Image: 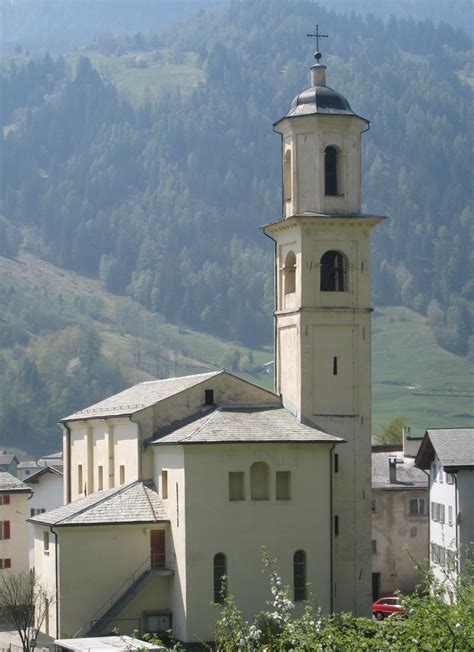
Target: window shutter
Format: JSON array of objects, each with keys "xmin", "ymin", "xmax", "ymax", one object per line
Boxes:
[
  {"xmin": 3, "ymin": 495, "xmax": 10, "ymax": 505},
  {"xmin": 4, "ymin": 558, "xmax": 11, "ymax": 568},
  {"xmin": 4, "ymin": 521, "xmax": 10, "ymax": 539}
]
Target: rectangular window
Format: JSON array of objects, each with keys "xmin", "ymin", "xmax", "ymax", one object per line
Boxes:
[
  {"xmin": 439, "ymin": 546, "xmax": 446, "ymax": 565},
  {"xmin": 334, "ymin": 515, "xmax": 339, "ymax": 537},
  {"xmin": 0, "ymin": 559, "xmax": 11, "ymax": 569},
  {"xmin": 98, "ymin": 465, "xmax": 104, "ymax": 491},
  {"xmin": 334, "ymin": 454, "xmax": 339, "ymax": 474},
  {"xmin": 447, "ymin": 550, "xmax": 457, "ymax": 572},
  {"xmin": 204, "ymin": 389, "xmax": 214, "ymax": 405},
  {"xmin": 409, "ymin": 498, "xmax": 426, "ymax": 516},
  {"xmin": 276, "ymin": 471, "xmax": 291, "ymax": 500},
  {"xmin": 162, "ymin": 470, "xmax": 168, "ymax": 500},
  {"xmin": 440, "ymin": 504, "xmax": 445, "ymax": 524},
  {"xmin": 43, "ymin": 530, "xmax": 49, "ymax": 553},
  {"xmin": 372, "ymin": 539, "xmax": 377, "ymax": 554},
  {"xmin": 371, "ymin": 499, "xmax": 376, "ymax": 513},
  {"xmin": 333, "ymin": 356, "xmax": 338, "ymax": 375},
  {"xmin": 0, "ymin": 495, "xmax": 10, "ymax": 505},
  {"xmin": 229, "ymin": 472, "xmax": 245, "ymax": 501},
  {"xmin": 119, "ymin": 465, "xmax": 125, "ymax": 485},
  {"xmin": 78, "ymin": 464, "xmax": 83, "ymax": 495},
  {"xmin": 0, "ymin": 521, "xmax": 10, "ymax": 540},
  {"xmin": 30, "ymin": 508, "xmax": 46, "ymax": 517}
]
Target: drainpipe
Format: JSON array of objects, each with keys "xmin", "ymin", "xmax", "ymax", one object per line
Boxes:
[
  {"xmin": 50, "ymin": 526, "xmax": 59, "ymax": 639},
  {"xmin": 63, "ymin": 424, "xmax": 72, "ymax": 504},
  {"xmin": 263, "ymin": 229, "xmax": 278, "ymax": 395},
  {"xmin": 453, "ymin": 472, "xmax": 459, "ymax": 575},
  {"xmin": 330, "ymin": 443, "xmax": 336, "ymax": 613},
  {"xmin": 420, "ymin": 469, "xmax": 430, "ymax": 564}
]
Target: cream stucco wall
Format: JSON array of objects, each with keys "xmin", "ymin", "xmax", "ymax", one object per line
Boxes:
[
  {"xmin": 0, "ymin": 491, "xmax": 30, "ymax": 574},
  {"xmin": 33, "ymin": 525, "xmax": 57, "ymax": 638},
  {"xmin": 153, "ymin": 447, "xmax": 187, "ymax": 641},
  {"xmin": 372, "ymin": 488, "xmax": 428, "ymax": 596},
  {"xmin": 27, "ymin": 472, "xmax": 63, "ymax": 568},
  {"xmin": 63, "ymin": 374, "xmax": 279, "ymax": 504},
  {"xmin": 277, "ymin": 114, "xmax": 365, "ymax": 218},
  {"xmin": 155, "ymin": 442, "xmax": 333, "ymax": 644},
  {"xmin": 56, "ymin": 524, "xmax": 169, "ymax": 638}
]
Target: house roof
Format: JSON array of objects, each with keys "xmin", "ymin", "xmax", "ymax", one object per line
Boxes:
[
  {"xmin": 150, "ymin": 405, "xmax": 344, "ymax": 446},
  {"xmin": 18, "ymin": 461, "xmax": 41, "ymax": 469},
  {"xmin": 415, "ymin": 428, "xmax": 474, "ymax": 471},
  {"xmin": 0, "ymin": 451, "xmax": 18, "ymax": 465},
  {"xmin": 0, "ymin": 472, "xmax": 31, "ymax": 493},
  {"xmin": 24, "ymin": 466, "xmax": 63, "ymax": 483},
  {"xmin": 29, "ymin": 480, "xmax": 167, "ymax": 527},
  {"xmin": 372, "ymin": 452, "xmax": 428, "ymax": 490},
  {"xmin": 62, "ymin": 371, "xmax": 224, "ymax": 421}
]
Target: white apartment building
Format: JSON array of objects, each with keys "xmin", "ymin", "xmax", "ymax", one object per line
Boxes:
[
  {"xmin": 0, "ymin": 471, "xmax": 31, "ymax": 573},
  {"xmin": 415, "ymin": 428, "xmax": 474, "ymax": 599}
]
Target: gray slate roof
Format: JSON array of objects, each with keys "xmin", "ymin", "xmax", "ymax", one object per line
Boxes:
[
  {"xmin": 63, "ymin": 371, "xmax": 223, "ymax": 421},
  {"xmin": 29, "ymin": 481, "xmax": 167, "ymax": 527},
  {"xmin": 151, "ymin": 405, "xmax": 343, "ymax": 445},
  {"xmin": 0, "ymin": 472, "xmax": 31, "ymax": 493},
  {"xmin": 372, "ymin": 452, "xmax": 427, "ymax": 490},
  {"xmin": 415, "ymin": 428, "xmax": 474, "ymax": 470},
  {"xmin": 0, "ymin": 451, "xmax": 17, "ymax": 465},
  {"xmin": 24, "ymin": 466, "xmax": 63, "ymax": 483}
]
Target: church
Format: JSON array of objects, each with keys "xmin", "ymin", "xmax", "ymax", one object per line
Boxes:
[{"xmin": 31, "ymin": 49, "xmax": 385, "ymax": 645}]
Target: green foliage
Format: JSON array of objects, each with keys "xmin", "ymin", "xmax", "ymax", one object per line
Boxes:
[
  {"xmin": 212, "ymin": 549, "xmax": 474, "ymax": 652},
  {"xmin": 374, "ymin": 414, "xmax": 407, "ymax": 444}
]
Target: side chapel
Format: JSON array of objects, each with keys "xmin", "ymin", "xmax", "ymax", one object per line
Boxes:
[{"xmin": 31, "ymin": 47, "xmax": 385, "ymax": 645}]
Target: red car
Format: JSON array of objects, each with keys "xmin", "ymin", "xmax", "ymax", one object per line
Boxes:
[{"xmin": 371, "ymin": 596, "xmax": 404, "ymax": 620}]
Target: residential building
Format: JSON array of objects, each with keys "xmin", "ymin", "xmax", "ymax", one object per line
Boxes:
[
  {"xmin": 24, "ymin": 466, "xmax": 63, "ymax": 568},
  {"xmin": 415, "ymin": 428, "xmax": 474, "ymax": 597},
  {"xmin": 17, "ymin": 460, "xmax": 42, "ymax": 480},
  {"xmin": 0, "ymin": 450, "xmax": 18, "ymax": 476},
  {"xmin": 31, "ymin": 51, "xmax": 384, "ymax": 643},
  {"xmin": 0, "ymin": 472, "xmax": 31, "ymax": 573},
  {"xmin": 372, "ymin": 440, "xmax": 428, "ymax": 598}
]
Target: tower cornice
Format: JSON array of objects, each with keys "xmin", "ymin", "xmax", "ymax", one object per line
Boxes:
[{"xmin": 261, "ymin": 212, "xmax": 387, "ymax": 233}]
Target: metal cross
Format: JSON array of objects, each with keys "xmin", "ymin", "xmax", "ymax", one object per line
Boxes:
[{"xmin": 306, "ymin": 24, "xmax": 328, "ymax": 53}]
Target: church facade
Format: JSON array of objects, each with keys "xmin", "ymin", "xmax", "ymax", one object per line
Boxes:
[{"xmin": 31, "ymin": 55, "xmax": 383, "ymax": 644}]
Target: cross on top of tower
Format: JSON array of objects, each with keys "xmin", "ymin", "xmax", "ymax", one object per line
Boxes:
[{"xmin": 306, "ymin": 24, "xmax": 328, "ymax": 62}]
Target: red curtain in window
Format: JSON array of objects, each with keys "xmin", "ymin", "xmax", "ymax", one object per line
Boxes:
[
  {"xmin": 3, "ymin": 521, "xmax": 10, "ymax": 539},
  {"xmin": 2, "ymin": 495, "xmax": 10, "ymax": 505}
]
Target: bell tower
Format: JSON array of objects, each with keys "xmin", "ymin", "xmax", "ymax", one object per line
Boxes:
[{"xmin": 263, "ymin": 50, "xmax": 386, "ymax": 615}]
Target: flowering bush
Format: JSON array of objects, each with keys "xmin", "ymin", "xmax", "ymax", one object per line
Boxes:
[{"xmin": 212, "ymin": 548, "xmax": 473, "ymax": 652}]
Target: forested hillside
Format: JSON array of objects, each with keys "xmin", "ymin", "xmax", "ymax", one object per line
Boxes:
[
  {"xmin": 2, "ymin": 0, "xmax": 472, "ymax": 350},
  {"xmin": 0, "ymin": 1, "xmax": 473, "ymax": 453}
]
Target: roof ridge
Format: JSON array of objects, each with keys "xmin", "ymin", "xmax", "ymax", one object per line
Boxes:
[
  {"xmin": 142, "ymin": 483, "xmax": 160, "ymax": 522},
  {"xmin": 180, "ymin": 409, "xmax": 221, "ymax": 442},
  {"xmin": 141, "ymin": 370, "xmax": 222, "ymax": 385},
  {"xmin": 55, "ymin": 480, "xmax": 141, "ymax": 525}
]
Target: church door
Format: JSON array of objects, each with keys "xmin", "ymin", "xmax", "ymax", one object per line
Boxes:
[{"xmin": 150, "ymin": 530, "xmax": 165, "ymax": 569}]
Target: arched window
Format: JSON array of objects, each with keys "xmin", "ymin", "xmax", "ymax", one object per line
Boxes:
[
  {"xmin": 320, "ymin": 250, "xmax": 347, "ymax": 292},
  {"xmin": 250, "ymin": 462, "xmax": 270, "ymax": 500},
  {"xmin": 325, "ymin": 146, "xmax": 338, "ymax": 196},
  {"xmin": 213, "ymin": 553, "xmax": 227, "ymax": 603},
  {"xmin": 293, "ymin": 550, "xmax": 307, "ymax": 601},
  {"xmin": 284, "ymin": 251, "xmax": 296, "ymax": 295},
  {"xmin": 284, "ymin": 149, "xmax": 292, "ymax": 201}
]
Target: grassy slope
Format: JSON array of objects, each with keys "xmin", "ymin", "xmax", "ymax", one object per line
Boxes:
[
  {"xmin": 2, "ymin": 253, "xmax": 472, "ymax": 453},
  {"xmin": 372, "ymin": 307, "xmax": 473, "ymax": 438},
  {"xmin": 67, "ymin": 50, "xmax": 204, "ymax": 102}
]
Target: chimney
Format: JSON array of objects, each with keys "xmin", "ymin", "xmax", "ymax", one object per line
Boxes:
[
  {"xmin": 403, "ymin": 426, "xmax": 422, "ymax": 458},
  {"xmin": 311, "ymin": 64, "xmax": 326, "ymax": 87},
  {"xmin": 389, "ymin": 457, "xmax": 397, "ymax": 483}
]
